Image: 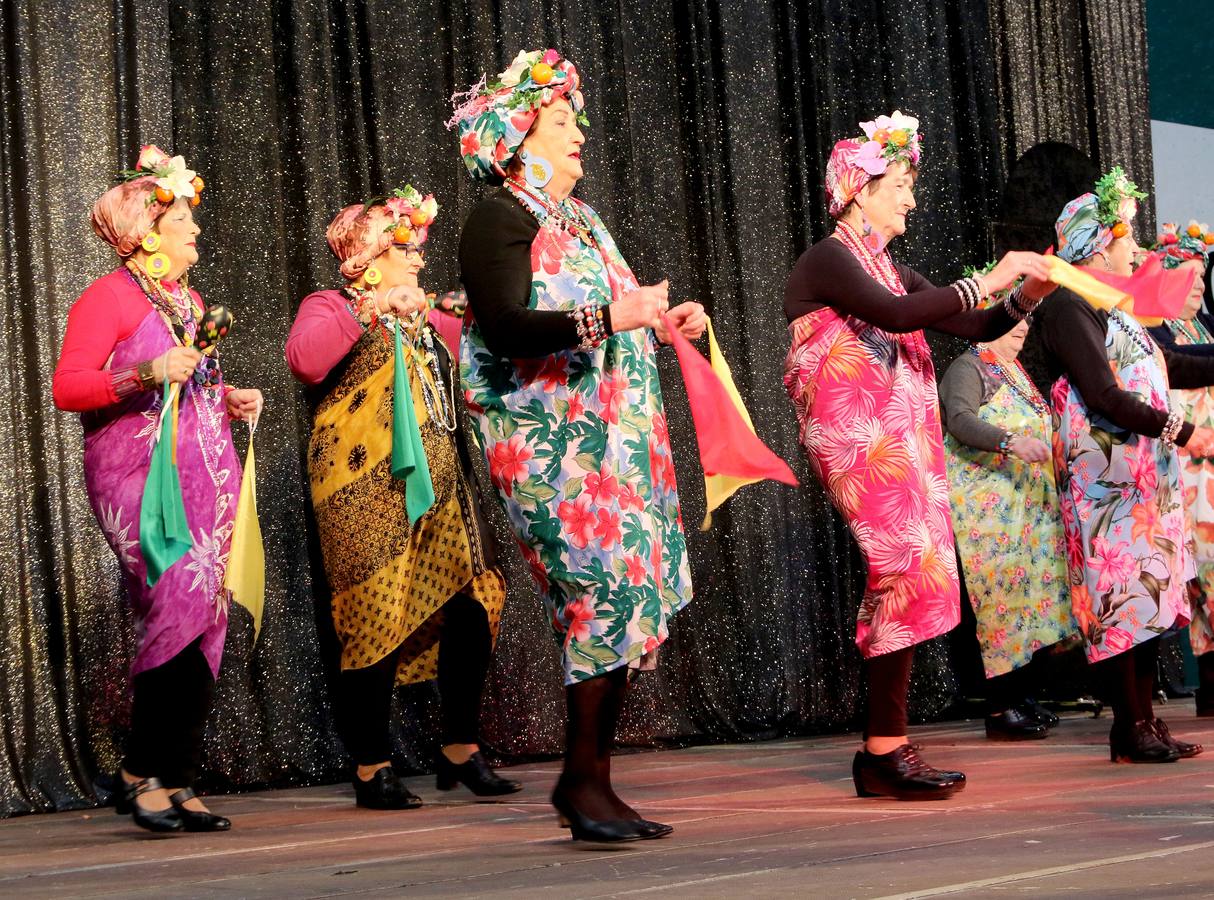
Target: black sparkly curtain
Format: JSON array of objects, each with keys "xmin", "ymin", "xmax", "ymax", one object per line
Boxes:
[{"xmin": 0, "ymin": 0, "xmax": 1151, "ymax": 815}]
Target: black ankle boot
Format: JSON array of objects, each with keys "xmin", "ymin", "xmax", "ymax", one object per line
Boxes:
[
  {"xmin": 1150, "ymin": 718, "xmax": 1203, "ymax": 758},
  {"xmin": 118, "ymin": 776, "xmax": 183, "ymax": 833},
  {"xmin": 852, "ymin": 744, "xmax": 966, "ymax": 801},
  {"xmin": 168, "ymin": 787, "xmax": 231, "ymax": 832},
  {"xmin": 985, "ymin": 707, "xmax": 1050, "ymax": 741},
  {"xmin": 353, "ymin": 766, "xmax": 423, "ymax": 809},
  {"xmin": 1109, "ymin": 720, "xmax": 1181, "ymax": 763},
  {"xmin": 435, "ymin": 751, "xmax": 522, "ymax": 796}
]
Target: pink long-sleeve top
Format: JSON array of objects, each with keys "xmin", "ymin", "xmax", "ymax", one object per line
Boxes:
[{"xmin": 285, "ymin": 290, "xmax": 463, "ymax": 385}]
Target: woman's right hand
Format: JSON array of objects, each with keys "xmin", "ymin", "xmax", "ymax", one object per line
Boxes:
[
  {"xmin": 153, "ymin": 346, "xmax": 203, "ymax": 385},
  {"xmin": 610, "ymin": 280, "xmax": 668, "ymax": 333},
  {"xmin": 1184, "ymin": 425, "xmax": 1214, "ymax": 457},
  {"xmin": 379, "ymin": 285, "xmax": 428, "ymax": 318},
  {"xmin": 1008, "ymin": 435, "xmax": 1051, "ymax": 463},
  {"xmin": 977, "ymin": 251, "xmax": 1054, "ymax": 296}
]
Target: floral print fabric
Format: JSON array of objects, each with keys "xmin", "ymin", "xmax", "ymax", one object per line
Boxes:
[
  {"xmin": 944, "ymin": 351, "xmax": 1075, "ymax": 677},
  {"xmin": 460, "ymin": 193, "xmax": 692, "ymax": 684},
  {"xmin": 782, "ymin": 235, "xmax": 960, "ymax": 659},
  {"xmin": 1052, "ymin": 310, "xmax": 1192, "ymax": 661}
]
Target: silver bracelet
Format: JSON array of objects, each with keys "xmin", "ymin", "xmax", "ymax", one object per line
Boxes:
[
  {"xmin": 1161, "ymin": 409, "xmax": 1184, "ymax": 446},
  {"xmin": 952, "ymin": 277, "xmax": 981, "ymax": 312}
]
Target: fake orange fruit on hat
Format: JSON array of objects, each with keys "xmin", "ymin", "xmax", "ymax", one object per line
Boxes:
[
  {"xmin": 154, "ymin": 186, "xmax": 175, "ymax": 203},
  {"xmin": 394, "ymin": 224, "xmax": 413, "ymax": 243},
  {"xmin": 409, "ymin": 209, "xmax": 428, "ymax": 226},
  {"xmin": 1112, "ymin": 221, "xmax": 1129, "ymax": 238},
  {"xmin": 890, "ymin": 130, "xmax": 909, "ymax": 147},
  {"xmin": 1188, "ymin": 223, "xmax": 1203, "ymax": 238},
  {"xmin": 872, "ymin": 129, "xmax": 890, "ymax": 143},
  {"xmin": 1205, "ymin": 232, "xmax": 1214, "ymax": 244},
  {"xmin": 531, "ymin": 62, "xmax": 554, "ymax": 84},
  {"xmin": 191, "ymin": 176, "xmax": 205, "ymax": 193},
  {"xmin": 190, "ymin": 194, "xmax": 201, "ymax": 207}
]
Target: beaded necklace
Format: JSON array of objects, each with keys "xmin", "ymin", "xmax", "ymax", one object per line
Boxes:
[
  {"xmin": 973, "ymin": 346, "xmax": 1049, "ymax": 417},
  {"xmin": 505, "ymin": 179, "xmax": 598, "ymax": 248},
  {"xmin": 1110, "ymin": 308, "xmax": 1157, "ymax": 358},
  {"xmin": 1169, "ymin": 316, "xmax": 1214, "ymax": 347},
  {"xmin": 125, "ymin": 259, "xmax": 199, "ymax": 345}
]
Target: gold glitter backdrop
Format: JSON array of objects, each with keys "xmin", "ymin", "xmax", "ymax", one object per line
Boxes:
[{"xmin": 0, "ymin": 0, "xmax": 1154, "ymax": 814}]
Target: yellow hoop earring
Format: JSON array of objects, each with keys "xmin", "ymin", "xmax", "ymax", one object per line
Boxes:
[
  {"xmin": 141, "ymin": 232, "xmax": 162, "ymax": 253},
  {"xmin": 146, "ymin": 252, "xmax": 172, "ymax": 280},
  {"xmin": 364, "ymin": 266, "xmax": 382, "ymax": 286}
]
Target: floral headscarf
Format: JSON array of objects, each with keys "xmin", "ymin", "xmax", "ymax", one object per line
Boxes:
[
  {"xmin": 90, "ymin": 145, "xmax": 203, "ymax": 256},
  {"xmin": 1054, "ymin": 167, "xmax": 1145, "ymax": 264},
  {"xmin": 825, "ymin": 110, "xmax": 922, "ymax": 217},
  {"xmin": 325, "ymin": 185, "xmax": 438, "ymax": 281},
  {"xmin": 1154, "ymin": 220, "xmax": 1214, "ymax": 270},
  {"xmin": 448, "ymin": 49, "xmax": 586, "ymax": 181}
]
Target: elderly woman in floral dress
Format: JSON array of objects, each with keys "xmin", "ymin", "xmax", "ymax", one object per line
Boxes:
[
  {"xmin": 53, "ymin": 146, "xmax": 261, "ymax": 833},
  {"xmin": 1037, "ymin": 172, "xmax": 1214, "ymax": 763},
  {"xmin": 783, "ymin": 111, "xmax": 1056, "ymax": 800},
  {"xmin": 451, "ymin": 49, "xmax": 705, "ymax": 842}
]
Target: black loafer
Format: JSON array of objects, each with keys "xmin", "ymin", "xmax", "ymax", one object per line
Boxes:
[
  {"xmin": 169, "ymin": 787, "xmax": 231, "ymax": 832},
  {"xmin": 986, "ymin": 707, "xmax": 1050, "ymax": 741},
  {"xmin": 435, "ymin": 751, "xmax": 522, "ymax": 797},
  {"xmin": 1019, "ymin": 697, "xmax": 1060, "ymax": 728},
  {"xmin": 852, "ymin": 745, "xmax": 966, "ymax": 801},
  {"xmin": 353, "ymin": 766, "xmax": 423, "ymax": 810}
]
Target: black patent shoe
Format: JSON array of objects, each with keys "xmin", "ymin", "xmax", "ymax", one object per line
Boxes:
[
  {"xmin": 1109, "ymin": 721, "xmax": 1181, "ymax": 763},
  {"xmin": 852, "ymin": 745, "xmax": 966, "ymax": 801},
  {"xmin": 631, "ymin": 818, "xmax": 674, "ymax": 839},
  {"xmin": 435, "ymin": 751, "xmax": 523, "ymax": 797},
  {"xmin": 550, "ymin": 784, "xmax": 642, "ymax": 844},
  {"xmin": 118, "ymin": 776, "xmax": 183, "ymax": 833},
  {"xmin": 986, "ymin": 707, "xmax": 1050, "ymax": 741},
  {"xmin": 1019, "ymin": 697, "xmax": 1060, "ymax": 728},
  {"xmin": 169, "ymin": 787, "xmax": 231, "ymax": 832},
  {"xmin": 1150, "ymin": 718, "xmax": 1203, "ymax": 758},
  {"xmin": 353, "ymin": 766, "xmax": 423, "ymax": 810}
]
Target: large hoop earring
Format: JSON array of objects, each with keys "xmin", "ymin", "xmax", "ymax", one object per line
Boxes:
[
  {"xmin": 520, "ymin": 149, "xmax": 554, "ymax": 189},
  {"xmin": 364, "ymin": 266, "xmax": 382, "ymax": 286},
  {"xmin": 141, "ymin": 232, "xmax": 162, "ymax": 253}
]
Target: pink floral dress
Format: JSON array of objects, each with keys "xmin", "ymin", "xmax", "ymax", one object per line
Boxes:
[
  {"xmin": 1052, "ymin": 309, "xmax": 1193, "ymax": 661},
  {"xmin": 783, "ymin": 232, "xmax": 960, "ymax": 658}
]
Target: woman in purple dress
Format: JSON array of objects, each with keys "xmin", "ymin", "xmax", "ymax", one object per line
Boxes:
[{"xmin": 53, "ymin": 146, "xmax": 262, "ymax": 833}]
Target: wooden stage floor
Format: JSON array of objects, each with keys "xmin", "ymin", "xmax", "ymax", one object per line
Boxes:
[{"xmin": 5, "ymin": 704, "xmax": 1214, "ymax": 898}]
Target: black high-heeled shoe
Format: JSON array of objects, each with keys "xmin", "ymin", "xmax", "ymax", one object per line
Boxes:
[
  {"xmin": 1109, "ymin": 720, "xmax": 1180, "ymax": 763},
  {"xmin": 550, "ymin": 784, "xmax": 642, "ymax": 843},
  {"xmin": 169, "ymin": 787, "xmax": 231, "ymax": 832},
  {"xmin": 117, "ymin": 776, "xmax": 183, "ymax": 833},
  {"xmin": 630, "ymin": 818, "xmax": 673, "ymax": 839},
  {"xmin": 353, "ymin": 766, "xmax": 423, "ymax": 810},
  {"xmin": 1150, "ymin": 718, "xmax": 1203, "ymax": 758},
  {"xmin": 852, "ymin": 744, "xmax": 966, "ymax": 801},
  {"xmin": 435, "ymin": 751, "xmax": 522, "ymax": 797}
]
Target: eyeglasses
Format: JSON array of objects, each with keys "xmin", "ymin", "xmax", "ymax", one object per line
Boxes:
[{"xmin": 392, "ymin": 242, "xmax": 424, "ymax": 258}]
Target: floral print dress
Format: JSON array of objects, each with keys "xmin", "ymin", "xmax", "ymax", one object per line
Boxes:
[
  {"xmin": 783, "ymin": 232, "xmax": 960, "ymax": 658},
  {"xmin": 460, "ymin": 190, "xmax": 692, "ymax": 685},
  {"xmin": 1164, "ymin": 317, "xmax": 1214, "ymax": 655},
  {"xmin": 944, "ymin": 349, "xmax": 1075, "ymax": 677},
  {"xmin": 1053, "ymin": 309, "xmax": 1192, "ymax": 661}
]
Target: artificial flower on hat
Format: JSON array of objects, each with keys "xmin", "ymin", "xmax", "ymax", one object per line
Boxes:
[
  {"xmin": 1154, "ymin": 219, "xmax": 1214, "ymax": 269},
  {"xmin": 824, "ymin": 110, "xmax": 922, "ymax": 217},
  {"xmin": 375, "ymin": 184, "xmax": 439, "ymax": 246},
  {"xmin": 120, "ymin": 144, "xmax": 200, "ymax": 205},
  {"xmin": 448, "ymin": 48, "xmax": 586, "ymax": 181}
]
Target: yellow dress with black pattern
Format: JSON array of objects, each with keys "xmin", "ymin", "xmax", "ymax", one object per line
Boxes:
[{"xmin": 308, "ymin": 319, "xmax": 505, "ymax": 685}]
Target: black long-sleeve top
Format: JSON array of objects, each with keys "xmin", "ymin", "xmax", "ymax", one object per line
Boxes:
[
  {"xmin": 459, "ymin": 188, "xmax": 611, "ymax": 359},
  {"xmin": 1147, "ymin": 322, "xmax": 1214, "ymax": 358},
  {"xmin": 783, "ymin": 235, "xmax": 1018, "ymax": 341},
  {"xmin": 1036, "ymin": 288, "xmax": 1214, "ymax": 446}
]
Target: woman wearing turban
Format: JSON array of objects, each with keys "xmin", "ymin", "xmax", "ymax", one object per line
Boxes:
[
  {"xmin": 1037, "ymin": 171, "xmax": 1214, "ymax": 762},
  {"xmin": 782, "ymin": 112, "xmax": 1055, "ymax": 800},
  {"xmin": 286, "ymin": 187, "xmax": 518, "ymax": 810},
  {"xmin": 451, "ymin": 49, "xmax": 704, "ymax": 843},
  {"xmin": 52, "ymin": 145, "xmax": 261, "ymax": 833}
]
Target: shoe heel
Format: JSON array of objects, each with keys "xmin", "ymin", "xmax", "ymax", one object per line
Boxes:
[
  {"xmin": 557, "ymin": 814, "xmax": 571, "ymax": 827},
  {"xmin": 852, "ymin": 753, "xmax": 879, "ymax": 798},
  {"xmin": 435, "ymin": 773, "xmax": 457, "ymax": 791}
]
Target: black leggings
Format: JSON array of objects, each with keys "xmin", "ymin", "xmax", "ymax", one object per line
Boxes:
[
  {"xmin": 123, "ymin": 636, "xmax": 214, "ymax": 788},
  {"xmin": 986, "ymin": 660, "xmax": 1036, "ymax": 714},
  {"xmin": 864, "ymin": 646, "xmax": 914, "ymax": 738},
  {"xmin": 1091, "ymin": 636, "xmax": 1160, "ymax": 725},
  {"xmin": 338, "ymin": 593, "xmax": 492, "ymax": 766}
]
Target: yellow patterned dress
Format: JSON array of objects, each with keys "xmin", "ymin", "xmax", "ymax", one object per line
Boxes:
[
  {"xmin": 307, "ymin": 297, "xmax": 506, "ymax": 685},
  {"xmin": 1163, "ymin": 317, "xmax": 1214, "ymax": 655}
]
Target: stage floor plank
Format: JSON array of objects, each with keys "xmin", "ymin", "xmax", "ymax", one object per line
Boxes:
[{"xmin": 5, "ymin": 705, "xmax": 1214, "ymax": 898}]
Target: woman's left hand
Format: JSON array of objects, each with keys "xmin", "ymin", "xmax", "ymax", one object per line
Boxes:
[
  {"xmin": 226, "ymin": 387, "xmax": 264, "ymax": 423},
  {"xmin": 654, "ymin": 301, "xmax": 707, "ymax": 344}
]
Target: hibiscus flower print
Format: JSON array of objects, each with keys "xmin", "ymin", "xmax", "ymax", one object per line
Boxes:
[
  {"xmin": 557, "ymin": 493, "xmax": 597, "ymax": 549},
  {"xmin": 488, "ymin": 434, "xmax": 534, "ymax": 496},
  {"xmin": 584, "ymin": 464, "xmax": 619, "ymax": 506}
]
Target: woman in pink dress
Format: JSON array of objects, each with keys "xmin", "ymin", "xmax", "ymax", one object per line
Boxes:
[{"xmin": 783, "ymin": 112, "xmax": 1054, "ymax": 800}]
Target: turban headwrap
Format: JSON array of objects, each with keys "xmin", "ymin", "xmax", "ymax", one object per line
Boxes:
[
  {"xmin": 91, "ymin": 145, "xmax": 201, "ymax": 257},
  {"xmin": 1055, "ymin": 167, "xmax": 1145, "ymax": 264},
  {"xmin": 825, "ymin": 110, "xmax": 922, "ymax": 218},
  {"xmin": 1154, "ymin": 220, "xmax": 1214, "ymax": 270},
  {"xmin": 448, "ymin": 49, "xmax": 585, "ymax": 182},
  {"xmin": 326, "ymin": 185, "xmax": 439, "ymax": 282}
]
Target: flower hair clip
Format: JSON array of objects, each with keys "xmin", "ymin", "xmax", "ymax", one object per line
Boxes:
[
  {"xmin": 854, "ymin": 110, "xmax": 922, "ymax": 176},
  {"xmin": 118, "ymin": 144, "xmax": 204, "ymax": 208}
]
